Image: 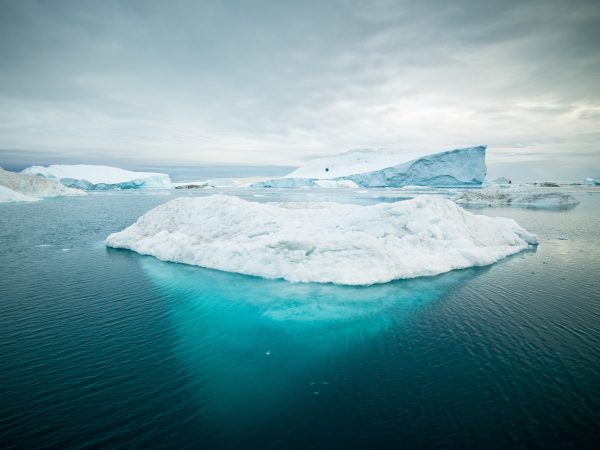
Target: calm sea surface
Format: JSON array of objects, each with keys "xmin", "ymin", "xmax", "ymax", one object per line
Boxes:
[{"xmin": 1, "ymin": 188, "xmax": 599, "ymax": 449}]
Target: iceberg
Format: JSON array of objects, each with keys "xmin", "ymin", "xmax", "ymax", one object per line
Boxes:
[
  {"xmin": 252, "ymin": 146, "xmax": 486, "ymax": 188},
  {"xmin": 455, "ymin": 189, "xmax": 580, "ymax": 209},
  {"xmin": 0, "ymin": 185, "xmax": 39, "ymax": 202},
  {"xmin": 106, "ymin": 194, "xmax": 536, "ymax": 285},
  {"xmin": 487, "ymin": 177, "xmax": 512, "ymax": 186},
  {"xmin": 0, "ymin": 167, "xmax": 84, "ymax": 202},
  {"xmin": 22, "ymin": 164, "xmax": 171, "ymax": 190}
]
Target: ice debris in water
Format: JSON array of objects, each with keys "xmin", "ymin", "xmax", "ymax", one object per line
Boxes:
[
  {"xmin": 455, "ymin": 189, "xmax": 580, "ymax": 209},
  {"xmin": 106, "ymin": 195, "xmax": 537, "ymax": 286}
]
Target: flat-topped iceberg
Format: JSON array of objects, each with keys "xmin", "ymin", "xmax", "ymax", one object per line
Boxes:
[
  {"xmin": 106, "ymin": 195, "xmax": 536, "ymax": 285},
  {"xmin": 456, "ymin": 189, "xmax": 580, "ymax": 210},
  {"xmin": 22, "ymin": 164, "xmax": 171, "ymax": 190},
  {"xmin": 0, "ymin": 166, "xmax": 84, "ymax": 202},
  {"xmin": 252, "ymin": 146, "xmax": 486, "ymax": 188}
]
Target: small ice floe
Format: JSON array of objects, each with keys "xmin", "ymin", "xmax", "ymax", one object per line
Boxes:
[
  {"xmin": 456, "ymin": 189, "xmax": 580, "ymax": 210},
  {"xmin": 265, "ymin": 350, "xmax": 271, "ymax": 356},
  {"xmin": 61, "ymin": 248, "xmax": 70, "ymax": 252}
]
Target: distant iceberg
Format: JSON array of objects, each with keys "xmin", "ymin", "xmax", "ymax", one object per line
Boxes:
[
  {"xmin": 252, "ymin": 146, "xmax": 486, "ymax": 188},
  {"xmin": 106, "ymin": 195, "xmax": 536, "ymax": 285},
  {"xmin": 0, "ymin": 185, "xmax": 39, "ymax": 202},
  {"xmin": 487, "ymin": 177, "xmax": 512, "ymax": 186},
  {"xmin": 22, "ymin": 164, "xmax": 171, "ymax": 190},
  {"xmin": 456, "ymin": 189, "xmax": 580, "ymax": 210},
  {"xmin": 0, "ymin": 167, "xmax": 84, "ymax": 202}
]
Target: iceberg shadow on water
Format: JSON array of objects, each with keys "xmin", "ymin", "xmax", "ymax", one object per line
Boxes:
[{"xmin": 105, "ymin": 247, "xmax": 505, "ymax": 431}]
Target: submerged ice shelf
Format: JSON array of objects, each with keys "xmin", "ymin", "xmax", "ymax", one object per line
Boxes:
[{"xmin": 106, "ymin": 195, "xmax": 537, "ymax": 285}]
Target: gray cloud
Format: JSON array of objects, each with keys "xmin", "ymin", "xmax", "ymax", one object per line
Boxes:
[{"xmin": 0, "ymin": 0, "xmax": 599, "ymax": 179}]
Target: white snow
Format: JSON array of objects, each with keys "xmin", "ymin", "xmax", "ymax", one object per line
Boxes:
[
  {"xmin": 106, "ymin": 195, "xmax": 537, "ymax": 285},
  {"xmin": 314, "ymin": 179, "xmax": 359, "ymax": 188},
  {"xmin": 0, "ymin": 167, "xmax": 84, "ymax": 202},
  {"xmin": 455, "ymin": 189, "xmax": 580, "ymax": 209},
  {"xmin": 287, "ymin": 148, "xmax": 430, "ymax": 180},
  {"xmin": 22, "ymin": 164, "xmax": 171, "ymax": 189}
]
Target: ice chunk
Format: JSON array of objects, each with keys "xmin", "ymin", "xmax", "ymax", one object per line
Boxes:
[
  {"xmin": 106, "ymin": 195, "xmax": 537, "ymax": 285},
  {"xmin": 22, "ymin": 164, "xmax": 171, "ymax": 190},
  {"xmin": 0, "ymin": 166, "xmax": 84, "ymax": 202},
  {"xmin": 252, "ymin": 146, "xmax": 486, "ymax": 188},
  {"xmin": 456, "ymin": 189, "xmax": 580, "ymax": 209},
  {"xmin": 487, "ymin": 177, "xmax": 512, "ymax": 187},
  {"xmin": 314, "ymin": 179, "xmax": 359, "ymax": 188}
]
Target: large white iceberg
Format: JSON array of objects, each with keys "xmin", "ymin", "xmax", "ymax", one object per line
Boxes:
[
  {"xmin": 456, "ymin": 189, "xmax": 580, "ymax": 209},
  {"xmin": 106, "ymin": 195, "xmax": 536, "ymax": 285},
  {"xmin": 0, "ymin": 167, "xmax": 84, "ymax": 202},
  {"xmin": 252, "ymin": 146, "xmax": 486, "ymax": 188},
  {"xmin": 22, "ymin": 164, "xmax": 171, "ymax": 190}
]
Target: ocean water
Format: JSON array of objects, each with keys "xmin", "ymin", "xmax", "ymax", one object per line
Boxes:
[{"xmin": 1, "ymin": 188, "xmax": 599, "ymax": 449}]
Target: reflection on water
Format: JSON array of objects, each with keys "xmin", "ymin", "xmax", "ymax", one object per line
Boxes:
[{"xmin": 135, "ymin": 255, "xmax": 489, "ymax": 427}]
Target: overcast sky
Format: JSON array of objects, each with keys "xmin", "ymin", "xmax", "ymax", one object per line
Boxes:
[{"xmin": 1, "ymin": 0, "xmax": 599, "ymax": 180}]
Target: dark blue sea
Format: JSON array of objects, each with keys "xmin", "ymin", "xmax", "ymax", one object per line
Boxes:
[{"xmin": 1, "ymin": 188, "xmax": 599, "ymax": 449}]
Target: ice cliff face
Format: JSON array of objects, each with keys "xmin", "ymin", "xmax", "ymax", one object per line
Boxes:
[
  {"xmin": 0, "ymin": 167, "xmax": 85, "ymax": 202},
  {"xmin": 22, "ymin": 165, "xmax": 171, "ymax": 190},
  {"xmin": 106, "ymin": 194, "xmax": 536, "ymax": 285},
  {"xmin": 253, "ymin": 146, "xmax": 487, "ymax": 188}
]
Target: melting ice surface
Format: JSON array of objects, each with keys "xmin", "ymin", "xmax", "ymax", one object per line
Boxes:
[
  {"xmin": 107, "ymin": 194, "xmax": 537, "ymax": 285},
  {"xmin": 138, "ymin": 255, "xmax": 489, "ymax": 427}
]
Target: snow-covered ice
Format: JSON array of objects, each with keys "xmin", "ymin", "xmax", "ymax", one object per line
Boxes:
[
  {"xmin": 22, "ymin": 164, "xmax": 171, "ymax": 190},
  {"xmin": 456, "ymin": 189, "xmax": 580, "ymax": 209},
  {"xmin": 0, "ymin": 167, "xmax": 84, "ymax": 202},
  {"xmin": 0, "ymin": 185, "xmax": 39, "ymax": 202},
  {"xmin": 252, "ymin": 146, "xmax": 486, "ymax": 188},
  {"xmin": 314, "ymin": 179, "xmax": 359, "ymax": 189},
  {"xmin": 106, "ymin": 194, "xmax": 537, "ymax": 285},
  {"xmin": 487, "ymin": 177, "xmax": 512, "ymax": 187}
]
